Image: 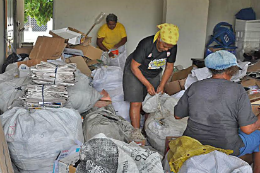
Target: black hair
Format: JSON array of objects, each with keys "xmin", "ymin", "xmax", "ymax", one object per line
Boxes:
[
  {"xmin": 106, "ymin": 13, "xmax": 118, "ymax": 23},
  {"xmin": 209, "ymin": 66, "xmax": 239, "ymax": 76}
]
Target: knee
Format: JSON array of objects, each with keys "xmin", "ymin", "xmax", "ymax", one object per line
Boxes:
[{"xmin": 131, "ymin": 102, "xmax": 142, "ymax": 109}]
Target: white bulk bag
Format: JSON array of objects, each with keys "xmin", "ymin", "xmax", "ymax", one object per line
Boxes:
[
  {"xmin": 83, "ymin": 107, "xmax": 133, "ymax": 142},
  {"xmin": 108, "ymin": 45, "xmax": 127, "ymax": 70},
  {"xmin": 92, "ymin": 66, "xmax": 130, "ymax": 121},
  {"xmin": 0, "ymin": 77, "xmax": 32, "ymax": 112},
  {"xmin": 0, "ymin": 63, "xmax": 19, "ymax": 82},
  {"xmin": 66, "ymin": 71, "xmax": 101, "ymax": 113},
  {"xmin": 145, "ymin": 113, "xmax": 188, "ymax": 154},
  {"xmin": 77, "ymin": 133, "xmax": 164, "ymax": 173},
  {"xmin": 179, "ymin": 151, "xmax": 252, "ymax": 173},
  {"xmin": 92, "ymin": 66, "xmax": 123, "ymax": 92},
  {"xmin": 1, "ymin": 107, "xmax": 84, "ymax": 173},
  {"xmin": 143, "ymin": 94, "xmax": 187, "ymax": 153},
  {"xmin": 142, "ymin": 93, "xmax": 179, "ymax": 118}
]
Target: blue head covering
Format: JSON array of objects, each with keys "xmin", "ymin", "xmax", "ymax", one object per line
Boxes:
[{"xmin": 205, "ymin": 50, "xmax": 239, "ymax": 70}]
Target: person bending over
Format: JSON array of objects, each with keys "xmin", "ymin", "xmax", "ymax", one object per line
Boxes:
[
  {"xmin": 123, "ymin": 23, "xmax": 179, "ymax": 130},
  {"xmin": 175, "ymin": 50, "xmax": 260, "ymax": 173}
]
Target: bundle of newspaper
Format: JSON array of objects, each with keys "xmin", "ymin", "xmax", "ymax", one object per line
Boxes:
[
  {"xmin": 22, "ymin": 85, "xmax": 68, "ymax": 109},
  {"xmin": 31, "ymin": 61, "xmax": 76, "ymax": 86}
]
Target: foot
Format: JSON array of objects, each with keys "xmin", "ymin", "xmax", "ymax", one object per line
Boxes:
[{"xmin": 130, "ymin": 128, "xmax": 146, "ymax": 146}]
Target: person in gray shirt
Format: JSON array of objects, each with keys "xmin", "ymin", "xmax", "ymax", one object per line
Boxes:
[{"xmin": 174, "ymin": 50, "xmax": 260, "ymax": 172}]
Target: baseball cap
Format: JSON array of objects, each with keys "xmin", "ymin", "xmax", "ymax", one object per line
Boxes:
[{"xmin": 205, "ymin": 50, "xmax": 240, "ymax": 70}]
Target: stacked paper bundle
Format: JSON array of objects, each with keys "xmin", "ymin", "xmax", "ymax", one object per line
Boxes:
[
  {"xmin": 31, "ymin": 61, "xmax": 77, "ymax": 86},
  {"xmin": 22, "ymin": 85, "xmax": 68, "ymax": 109}
]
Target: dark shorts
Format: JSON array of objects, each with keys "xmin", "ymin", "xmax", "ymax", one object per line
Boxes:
[{"xmin": 123, "ymin": 65, "xmax": 160, "ymax": 102}]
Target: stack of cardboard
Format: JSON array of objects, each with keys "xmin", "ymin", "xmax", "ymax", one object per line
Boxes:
[
  {"xmin": 16, "ymin": 27, "xmax": 103, "ymax": 78},
  {"xmin": 49, "ymin": 27, "xmax": 103, "ymax": 76}
]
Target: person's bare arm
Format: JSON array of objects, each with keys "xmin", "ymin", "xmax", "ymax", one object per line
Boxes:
[
  {"xmin": 157, "ymin": 62, "xmax": 174, "ymax": 93},
  {"xmin": 114, "ymin": 37, "xmax": 127, "ymax": 49},
  {"xmin": 97, "ymin": 37, "xmax": 114, "ymax": 57},
  {"xmin": 241, "ymin": 114, "xmax": 260, "ymax": 134},
  {"xmin": 97, "ymin": 37, "xmax": 109, "ymax": 52},
  {"xmin": 131, "ymin": 59, "xmax": 156, "ymax": 95}
]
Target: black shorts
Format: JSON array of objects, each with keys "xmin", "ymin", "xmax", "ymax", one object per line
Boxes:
[{"xmin": 123, "ymin": 65, "xmax": 160, "ymax": 102}]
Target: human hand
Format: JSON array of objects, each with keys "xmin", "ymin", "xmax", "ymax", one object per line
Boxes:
[
  {"xmin": 156, "ymin": 85, "xmax": 164, "ymax": 94},
  {"xmin": 146, "ymin": 84, "xmax": 156, "ymax": 96},
  {"xmin": 109, "ymin": 52, "xmax": 114, "ymax": 58}
]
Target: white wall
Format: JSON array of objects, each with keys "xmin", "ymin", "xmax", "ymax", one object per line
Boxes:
[
  {"xmin": 206, "ymin": 0, "xmax": 251, "ymax": 42},
  {"xmin": 53, "ymin": 0, "xmax": 163, "ymax": 56},
  {"xmin": 164, "ymin": 0, "xmax": 209, "ymax": 68},
  {"xmin": 251, "ymin": 0, "xmax": 260, "ymax": 19},
  {"xmin": 0, "ymin": 0, "xmax": 4, "ymax": 72}
]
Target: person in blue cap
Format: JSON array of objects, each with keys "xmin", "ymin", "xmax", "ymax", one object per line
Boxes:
[{"xmin": 174, "ymin": 50, "xmax": 260, "ymax": 172}]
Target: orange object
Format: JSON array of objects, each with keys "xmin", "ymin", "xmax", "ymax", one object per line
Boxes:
[{"xmin": 111, "ymin": 49, "xmax": 119, "ymax": 55}]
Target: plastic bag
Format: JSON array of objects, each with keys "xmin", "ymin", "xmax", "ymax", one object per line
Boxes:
[
  {"xmin": 76, "ymin": 133, "xmax": 164, "ymax": 173},
  {"xmin": 1, "ymin": 107, "xmax": 84, "ymax": 173},
  {"xmin": 0, "ymin": 77, "xmax": 32, "ymax": 112},
  {"xmin": 83, "ymin": 106, "xmax": 134, "ymax": 142},
  {"xmin": 145, "ymin": 114, "xmax": 188, "ymax": 154},
  {"xmin": 108, "ymin": 45, "xmax": 127, "ymax": 70},
  {"xmin": 92, "ymin": 66, "xmax": 130, "ymax": 121},
  {"xmin": 92, "ymin": 66, "xmax": 123, "ymax": 92},
  {"xmin": 142, "ymin": 93, "xmax": 179, "ymax": 118},
  {"xmin": 179, "ymin": 151, "xmax": 252, "ymax": 173},
  {"xmin": 66, "ymin": 71, "xmax": 101, "ymax": 113}
]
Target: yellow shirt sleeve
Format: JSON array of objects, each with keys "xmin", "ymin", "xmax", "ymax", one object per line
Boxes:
[
  {"xmin": 97, "ymin": 24, "xmax": 107, "ymax": 38},
  {"xmin": 118, "ymin": 23, "xmax": 127, "ymax": 38}
]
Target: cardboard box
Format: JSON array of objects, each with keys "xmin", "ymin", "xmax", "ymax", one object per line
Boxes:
[
  {"xmin": 16, "ymin": 47, "xmax": 33, "ymax": 55},
  {"xmin": 251, "ymin": 104, "xmax": 260, "ymax": 116},
  {"xmin": 50, "ymin": 27, "xmax": 91, "ymax": 46},
  {"xmin": 72, "ymin": 45, "xmax": 103, "ymax": 61},
  {"xmin": 164, "ymin": 79, "xmax": 186, "ymax": 95},
  {"xmin": 29, "ymin": 36, "xmax": 66, "ymax": 60},
  {"xmin": 0, "ymin": 119, "xmax": 14, "ymax": 173},
  {"xmin": 165, "ymin": 66, "xmax": 193, "ymax": 95},
  {"xmin": 69, "ymin": 165, "xmax": 76, "ymax": 173},
  {"xmin": 67, "ymin": 27, "xmax": 91, "ymax": 46},
  {"xmin": 247, "ymin": 61, "xmax": 260, "ymax": 72},
  {"xmin": 50, "ymin": 28, "xmax": 84, "ymax": 45},
  {"xmin": 65, "ymin": 56, "xmax": 91, "ymax": 77},
  {"xmin": 241, "ymin": 79, "xmax": 260, "ymax": 102},
  {"xmin": 171, "ymin": 66, "xmax": 193, "ymax": 82}
]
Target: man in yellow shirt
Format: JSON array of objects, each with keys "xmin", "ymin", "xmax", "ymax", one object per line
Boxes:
[{"xmin": 97, "ymin": 14, "xmax": 127, "ymax": 57}]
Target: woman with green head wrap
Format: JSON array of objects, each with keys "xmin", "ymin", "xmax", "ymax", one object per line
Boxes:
[{"xmin": 123, "ymin": 23, "xmax": 179, "ymax": 132}]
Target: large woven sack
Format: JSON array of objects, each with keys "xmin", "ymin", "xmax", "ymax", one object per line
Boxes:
[
  {"xmin": 1, "ymin": 107, "xmax": 84, "ymax": 173},
  {"xmin": 76, "ymin": 133, "xmax": 164, "ymax": 173}
]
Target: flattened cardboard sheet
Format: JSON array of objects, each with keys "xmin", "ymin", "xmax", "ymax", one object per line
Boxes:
[{"xmin": 29, "ymin": 36, "xmax": 66, "ymax": 60}]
